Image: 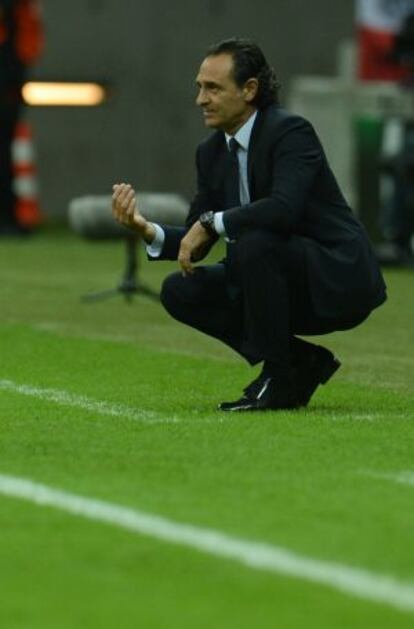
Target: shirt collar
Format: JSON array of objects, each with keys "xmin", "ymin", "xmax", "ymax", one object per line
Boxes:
[{"xmin": 225, "ymin": 110, "xmax": 258, "ymax": 151}]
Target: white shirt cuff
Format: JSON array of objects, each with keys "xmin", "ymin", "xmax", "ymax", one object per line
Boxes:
[
  {"xmin": 214, "ymin": 212, "xmax": 226, "ymax": 236},
  {"xmin": 145, "ymin": 223, "xmax": 165, "ymax": 257}
]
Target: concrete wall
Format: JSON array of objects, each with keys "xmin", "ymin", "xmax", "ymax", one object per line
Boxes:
[{"xmin": 27, "ymin": 0, "xmax": 355, "ymax": 217}]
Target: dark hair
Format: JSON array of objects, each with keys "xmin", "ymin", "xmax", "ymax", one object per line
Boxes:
[{"xmin": 206, "ymin": 38, "xmax": 280, "ymax": 109}]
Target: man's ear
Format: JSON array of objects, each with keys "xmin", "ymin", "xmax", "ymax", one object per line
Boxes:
[{"xmin": 243, "ymin": 78, "xmax": 259, "ymax": 103}]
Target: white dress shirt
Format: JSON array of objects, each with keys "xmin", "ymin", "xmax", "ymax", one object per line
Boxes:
[{"xmin": 146, "ymin": 110, "xmax": 258, "ymax": 257}]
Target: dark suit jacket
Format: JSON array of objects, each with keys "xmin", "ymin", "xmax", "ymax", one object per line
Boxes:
[{"xmin": 151, "ymin": 104, "xmax": 387, "ymax": 319}]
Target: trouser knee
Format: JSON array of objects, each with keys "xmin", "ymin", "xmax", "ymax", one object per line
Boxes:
[{"xmin": 160, "ymin": 272, "xmax": 182, "ymax": 317}]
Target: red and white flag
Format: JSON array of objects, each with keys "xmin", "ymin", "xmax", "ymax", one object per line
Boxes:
[{"xmin": 356, "ymin": 0, "xmax": 414, "ymax": 80}]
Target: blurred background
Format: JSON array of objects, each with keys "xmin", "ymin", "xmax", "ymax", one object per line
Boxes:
[
  {"xmin": 3, "ymin": 0, "xmax": 414, "ymax": 264},
  {"xmin": 24, "ymin": 1, "xmax": 354, "ymax": 212}
]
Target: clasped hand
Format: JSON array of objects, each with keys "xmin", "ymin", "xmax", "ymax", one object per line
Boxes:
[{"xmin": 178, "ymin": 221, "xmax": 214, "ymax": 276}]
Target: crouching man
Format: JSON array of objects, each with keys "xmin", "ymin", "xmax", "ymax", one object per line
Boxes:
[{"xmin": 112, "ymin": 38, "xmax": 386, "ymax": 412}]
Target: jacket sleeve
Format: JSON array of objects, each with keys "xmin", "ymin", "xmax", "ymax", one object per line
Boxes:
[
  {"xmin": 148, "ymin": 145, "xmax": 216, "ymax": 261},
  {"xmin": 222, "ymin": 117, "xmax": 323, "ymax": 238},
  {"xmin": 185, "ymin": 145, "xmax": 215, "ymax": 228}
]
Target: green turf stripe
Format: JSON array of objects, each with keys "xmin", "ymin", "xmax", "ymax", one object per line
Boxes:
[{"xmin": 0, "ymin": 473, "xmax": 414, "ymax": 615}]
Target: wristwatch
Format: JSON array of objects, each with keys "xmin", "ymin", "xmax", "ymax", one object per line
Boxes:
[{"xmin": 199, "ymin": 211, "xmax": 216, "ymax": 236}]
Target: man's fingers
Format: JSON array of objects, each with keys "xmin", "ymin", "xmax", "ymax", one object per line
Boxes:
[
  {"xmin": 123, "ymin": 188, "xmax": 134, "ymax": 208},
  {"xmin": 125, "ymin": 190, "xmax": 136, "ymax": 212},
  {"xmin": 112, "ymin": 184, "xmax": 126, "ymax": 212},
  {"xmin": 112, "ymin": 182, "xmax": 127, "ymax": 200},
  {"xmin": 126, "ymin": 194, "xmax": 137, "ymax": 218},
  {"xmin": 180, "ymin": 263, "xmax": 193, "ymax": 276},
  {"xmin": 178, "ymin": 248, "xmax": 194, "ymax": 276},
  {"xmin": 112, "ymin": 184, "xmax": 138, "ymax": 224},
  {"xmin": 112, "ymin": 183, "xmax": 133, "ymax": 206},
  {"xmin": 118, "ymin": 185, "xmax": 132, "ymax": 208}
]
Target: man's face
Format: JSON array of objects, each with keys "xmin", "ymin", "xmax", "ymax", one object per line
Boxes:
[{"xmin": 195, "ymin": 53, "xmax": 255, "ymax": 134}]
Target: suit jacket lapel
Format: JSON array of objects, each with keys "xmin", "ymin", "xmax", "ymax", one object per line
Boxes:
[{"xmin": 247, "ymin": 109, "xmax": 265, "ymax": 195}]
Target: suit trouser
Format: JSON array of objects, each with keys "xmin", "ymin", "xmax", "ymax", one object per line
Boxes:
[{"xmin": 160, "ymin": 230, "xmax": 368, "ymax": 372}]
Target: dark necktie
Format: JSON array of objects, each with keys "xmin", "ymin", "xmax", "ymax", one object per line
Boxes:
[
  {"xmin": 225, "ymin": 138, "xmax": 240, "ymax": 296},
  {"xmin": 226, "ymin": 137, "xmax": 240, "ymax": 208}
]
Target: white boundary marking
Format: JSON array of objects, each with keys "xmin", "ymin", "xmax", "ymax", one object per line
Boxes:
[
  {"xmin": 0, "ymin": 377, "xmax": 410, "ymax": 426},
  {"xmin": 0, "ymin": 379, "xmax": 177, "ymax": 425},
  {"xmin": 365, "ymin": 470, "xmax": 414, "ymax": 488},
  {"xmin": 327, "ymin": 412, "xmax": 410, "ymax": 422},
  {"xmin": 0, "ymin": 473, "xmax": 413, "ymax": 613},
  {"xmin": 387, "ymin": 471, "xmax": 414, "ymax": 487}
]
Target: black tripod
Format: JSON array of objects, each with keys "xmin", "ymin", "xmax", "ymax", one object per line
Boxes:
[{"xmin": 81, "ymin": 235, "xmax": 159, "ymax": 303}]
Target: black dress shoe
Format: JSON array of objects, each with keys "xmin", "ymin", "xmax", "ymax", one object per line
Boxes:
[
  {"xmin": 242, "ymin": 372, "xmax": 267, "ymax": 399},
  {"xmin": 296, "ymin": 345, "xmax": 341, "ymax": 406},
  {"xmin": 217, "ymin": 372, "xmax": 268, "ymax": 411},
  {"xmin": 218, "ymin": 395, "xmax": 257, "ymax": 412},
  {"xmin": 218, "ymin": 376, "xmax": 300, "ymax": 412}
]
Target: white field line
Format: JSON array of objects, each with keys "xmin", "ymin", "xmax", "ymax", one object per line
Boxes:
[
  {"xmin": 0, "ymin": 378, "xmax": 408, "ymax": 426},
  {"xmin": 364, "ymin": 470, "xmax": 414, "ymax": 488},
  {"xmin": 327, "ymin": 412, "xmax": 411, "ymax": 422},
  {"xmin": 0, "ymin": 474, "xmax": 413, "ymax": 614},
  {"xmin": 0, "ymin": 378, "xmax": 232, "ymax": 425},
  {"xmin": 0, "ymin": 379, "xmax": 177, "ymax": 425}
]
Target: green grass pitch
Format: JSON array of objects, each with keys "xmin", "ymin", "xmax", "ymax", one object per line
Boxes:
[{"xmin": 0, "ymin": 229, "xmax": 413, "ymax": 628}]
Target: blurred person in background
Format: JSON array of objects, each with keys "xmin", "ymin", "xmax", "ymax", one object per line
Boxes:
[
  {"xmin": 0, "ymin": 0, "xmax": 43, "ymax": 236},
  {"xmin": 113, "ymin": 38, "xmax": 387, "ymax": 412},
  {"xmin": 379, "ymin": 9, "xmax": 414, "ymax": 264},
  {"xmin": 357, "ymin": 0, "xmax": 414, "ymax": 264}
]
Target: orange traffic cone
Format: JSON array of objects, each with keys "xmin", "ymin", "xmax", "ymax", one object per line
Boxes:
[{"xmin": 12, "ymin": 120, "xmax": 42, "ymax": 228}]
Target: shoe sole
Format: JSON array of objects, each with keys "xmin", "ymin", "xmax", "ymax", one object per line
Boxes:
[{"xmin": 218, "ymin": 404, "xmax": 256, "ymax": 412}]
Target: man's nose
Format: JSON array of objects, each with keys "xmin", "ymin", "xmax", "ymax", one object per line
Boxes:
[{"xmin": 196, "ymin": 88, "xmax": 208, "ymax": 106}]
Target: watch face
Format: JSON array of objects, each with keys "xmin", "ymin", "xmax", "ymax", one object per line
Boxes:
[
  {"xmin": 202, "ymin": 212, "xmax": 212, "ymax": 223},
  {"xmin": 201, "ymin": 211, "xmax": 215, "ymax": 233}
]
